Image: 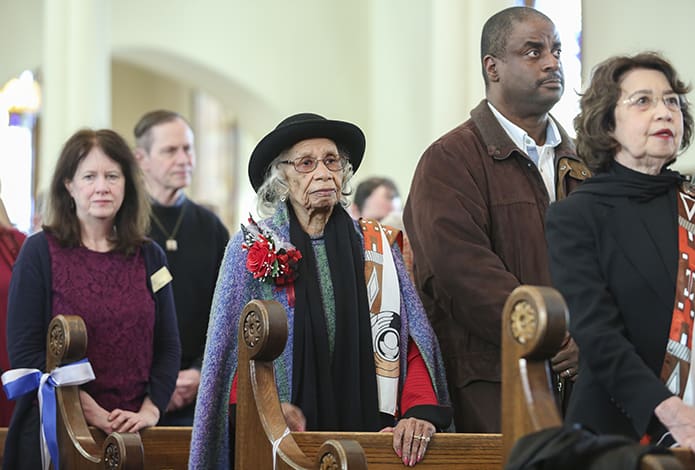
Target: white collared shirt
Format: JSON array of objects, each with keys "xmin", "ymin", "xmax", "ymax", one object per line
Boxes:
[{"xmin": 488, "ymin": 102, "xmax": 561, "ymax": 201}]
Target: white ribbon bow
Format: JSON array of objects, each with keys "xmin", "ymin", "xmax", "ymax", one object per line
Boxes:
[
  {"xmin": 271, "ymin": 426, "xmax": 291, "ymax": 470},
  {"xmin": 2, "ymin": 359, "xmax": 96, "ymax": 470}
]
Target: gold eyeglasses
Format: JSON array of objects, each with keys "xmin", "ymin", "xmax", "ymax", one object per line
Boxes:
[
  {"xmin": 280, "ymin": 155, "xmax": 347, "ymax": 173},
  {"xmin": 620, "ymin": 92, "xmax": 683, "ymax": 112}
]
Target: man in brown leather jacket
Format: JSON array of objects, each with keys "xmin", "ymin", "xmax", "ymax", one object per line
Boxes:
[{"xmin": 403, "ymin": 6, "xmax": 589, "ymax": 433}]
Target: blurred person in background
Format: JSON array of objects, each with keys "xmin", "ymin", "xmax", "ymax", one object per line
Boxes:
[
  {"xmin": 350, "ymin": 176, "xmax": 401, "ymax": 222},
  {"xmin": 134, "ymin": 110, "xmax": 229, "ymax": 425}
]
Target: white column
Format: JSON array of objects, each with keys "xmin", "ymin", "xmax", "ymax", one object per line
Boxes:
[
  {"xmin": 366, "ymin": 1, "xmax": 433, "ymax": 196},
  {"xmin": 39, "ymin": 0, "xmax": 111, "ymax": 191},
  {"xmin": 430, "ymin": 0, "xmax": 511, "ymax": 139},
  {"xmin": 366, "ymin": 1, "xmax": 512, "ymax": 196}
]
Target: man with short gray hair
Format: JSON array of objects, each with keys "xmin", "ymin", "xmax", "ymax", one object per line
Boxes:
[{"xmin": 134, "ymin": 110, "xmax": 229, "ymax": 425}]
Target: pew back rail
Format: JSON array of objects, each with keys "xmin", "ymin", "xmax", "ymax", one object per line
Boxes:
[{"xmin": 236, "ymin": 299, "xmax": 369, "ymax": 469}]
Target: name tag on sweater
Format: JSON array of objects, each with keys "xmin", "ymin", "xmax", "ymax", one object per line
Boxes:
[{"xmin": 151, "ymin": 266, "xmax": 173, "ymax": 293}]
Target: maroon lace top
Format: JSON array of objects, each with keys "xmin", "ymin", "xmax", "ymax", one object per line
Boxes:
[{"xmin": 47, "ymin": 234, "xmax": 155, "ymax": 412}]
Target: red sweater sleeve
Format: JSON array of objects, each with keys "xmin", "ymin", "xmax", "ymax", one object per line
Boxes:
[
  {"xmin": 229, "ymin": 372, "xmax": 238, "ymax": 404},
  {"xmin": 400, "ymin": 338, "xmax": 438, "ymax": 415}
]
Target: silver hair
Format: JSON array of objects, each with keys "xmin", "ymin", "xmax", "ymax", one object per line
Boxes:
[{"xmin": 256, "ymin": 148, "xmax": 355, "ymax": 217}]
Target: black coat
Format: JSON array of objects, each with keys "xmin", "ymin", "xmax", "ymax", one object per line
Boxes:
[
  {"xmin": 505, "ymin": 424, "xmax": 674, "ymax": 470},
  {"xmin": 545, "ymin": 172, "xmax": 678, "ymax": 439}
]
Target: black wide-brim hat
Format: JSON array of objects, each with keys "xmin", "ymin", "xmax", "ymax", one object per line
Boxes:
[{"xmin": 248, "ymin": 113, "xmax": 366, "ymax": 192}]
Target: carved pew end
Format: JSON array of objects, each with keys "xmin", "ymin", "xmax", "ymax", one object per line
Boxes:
[
  {"xmin": 48, "ymin": 314, "xmax": 147, "ymax": 468},
  {"xmin": 501, "ymin": 286, "xmax": 568, "ymax": 462},
  {"xmin": 315, "ymin": 439, "xmax": 367, "ymax": 470},
  {"xmin": 103, "ymin": 432, "xmax": 144, "ymax": 470}
]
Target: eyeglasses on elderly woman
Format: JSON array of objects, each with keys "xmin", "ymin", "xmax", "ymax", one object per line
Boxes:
[
  {"xmin": 280, "ymin": 154, "xmax": 347, "ymax": 173},
  {"xmin": 619, "ymin": 91, "xmax": 684, "ymax": 113}
]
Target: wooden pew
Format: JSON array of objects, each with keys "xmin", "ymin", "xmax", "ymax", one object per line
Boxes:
[
  {"xmin": 48, "ymin": 285, "xmax": 695, "ymax": 469},
  {"xmin": 0, "ymin": 426, "xmax": 6, "ymax": 468},
  {"xmin": 47, "ymin": 303, "xmax": 493, "ymax": 470},
  {"xmin": 501, "ymin": 285, "xmax": 694, "ymax": 470},
  {"xmin": 139, "ymin": 427, "xmax": 190, "ymax": 469},
  {"xmin": 47, "ymin": 314, "xmax": 191, "ymax": 469},
  {"xmin": 49, "ymin": 307, "xmax": 364, "ymax": 469},
  {"xmin": 237, "ymin": 289, "xmax": 695, "ymax": 469},
  {"xmin": 49, "ymin": 298, "xmax": 500, "ymax": 470},
  {"xmin": 235, "ymin": 299, "xmax": 501, "ymax": 469},
  {"xmin": 47, "ymin": 315, "xmax": 145, "ymax": 469}
]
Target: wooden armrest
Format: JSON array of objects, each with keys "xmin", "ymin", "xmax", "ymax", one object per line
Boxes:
[
  {"xmin": 669, "ymin": 448, "xmax": 695, "ymax": 469},
  {"xmin": 501, "ymin": 286, "xmax": 567, "ymax": 462},
  {"xmin": 236, "ymin": 300, "xmax": 367, "ymax": 469},
  {"xmin": 48, "ymin": 315, "xmax": 145, "ymax": 469},
  {"xmin": 500, "ymin": 288, "xmax": 695, "ymax": 470}
]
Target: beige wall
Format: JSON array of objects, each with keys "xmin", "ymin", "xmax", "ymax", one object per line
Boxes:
[
  {"xmin": 111, "ymin": 60, "xmax": 192, "ymax": 148},
  {"xmin": 3, "ymin": 0, "xmax": 695, "ymax": 212},
  {"xmin": 110, "ymin": 0, "xmax": 371, "ymax": 136},
  {"xmin": 364, "ymin": 0, "xmax": 509, "ymax": 196},
  {"xmin": 0, "ymin": 0, "xmax": 43, "ymax": 86},
  {"xmin": 108, "ymin": 0, "xmax": 509, "ymax": 201}
]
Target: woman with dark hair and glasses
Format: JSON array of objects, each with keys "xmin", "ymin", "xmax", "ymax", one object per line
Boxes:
[
  {"xmin": 190, "ymin": 113, "xmax": 451, "ymax": 468},
  {"xmin": 546, "ymin": 52, "xmax": 695, "ymax": 448}
]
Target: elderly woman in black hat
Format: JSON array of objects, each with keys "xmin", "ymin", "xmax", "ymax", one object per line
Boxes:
[{"xmin": 190, "ymin": 113, "xmax": 451, "ymax": 468}]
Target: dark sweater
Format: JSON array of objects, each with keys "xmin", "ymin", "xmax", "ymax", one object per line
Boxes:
[{"xmin": 149, "ymin": 197, "xmax": 229, "ymax": 371}]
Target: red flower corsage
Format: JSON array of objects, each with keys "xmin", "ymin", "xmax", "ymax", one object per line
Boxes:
[{"xmin": 241, "ymin": 215, "xmax": 302, "ymax": 287}]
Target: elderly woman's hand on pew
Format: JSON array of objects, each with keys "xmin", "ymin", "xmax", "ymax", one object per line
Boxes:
[
  {"xmin": 381, "ymin": 417, "xmax": 436, "ymax": 467},
  {"xmin": 656, "ymin": 396, "xmax": 695, "ymax": 452}
]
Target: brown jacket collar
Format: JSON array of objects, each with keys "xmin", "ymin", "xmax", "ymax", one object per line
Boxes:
[{"xmin": 470, "ymin": 99, "xmax": 579, "ymax": 164}]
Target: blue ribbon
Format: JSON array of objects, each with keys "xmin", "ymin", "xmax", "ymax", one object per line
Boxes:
[{"xmin": 2, "ymin": 358, "xmax": 95, "ymax": 470}]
